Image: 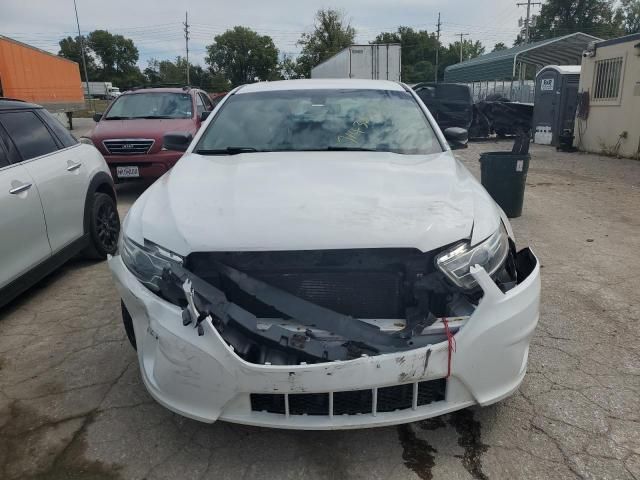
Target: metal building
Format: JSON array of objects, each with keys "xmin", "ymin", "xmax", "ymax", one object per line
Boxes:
[
  {"xmin": 532, "ymin": 65, "xmax": 582, "ymax": 146},
  {"xmin": 444, "ymin": 33, "xmax": 599, "ymax": 102}
]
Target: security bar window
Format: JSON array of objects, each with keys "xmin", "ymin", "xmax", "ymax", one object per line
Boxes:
[{"xmin": 592, "ymin": 57, "xmax": 624, "ymax": 101}]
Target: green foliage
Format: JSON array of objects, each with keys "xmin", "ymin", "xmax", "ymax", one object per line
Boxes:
[
  {"xmin": 515, "ymin": 0, "xmax": 625, "ymax": 43},
  {"xmin": 58, "ymin": 30, "xmax": 144, "ymax": 87},
  {"xmin": 372, "ymin": 27, "xmax": 438, "ymax": 83},
  {"xmin": 278, "ymin": 55, "xmax": 302, "ymax": 80},
  {"xmin": 296, "ymin": 9, "xmax": 356, "ymax": 78},
  {"xmin": 205, "ymin": 26, "xmax": 279, "ymax": 87},
  {"xmin": 616, "ymin": 0, "xmax": 640, "ymax": 33},
  {"xmin": 58, "ymin": 36, "xmax": 97, "ymax": 81},
  {"xmin": 493, "ymin": 42, "xmax": 508, "ymax": 51}
]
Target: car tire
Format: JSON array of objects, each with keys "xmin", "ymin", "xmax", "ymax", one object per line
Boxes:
[
  {"xmin": 121, "ymin": 301, "xmax": 137, "ymax": 350},
  {"xmin": 84, "ymin": 192, "xmax": 120, "ymax": 260}
]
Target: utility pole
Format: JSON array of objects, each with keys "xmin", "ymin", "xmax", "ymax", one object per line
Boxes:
[
  {"xmin": 457, "ymin": 33, "xmax": 469, "ymax": 63},
  {"xmin": 434, "ymin": 12, "xmax": 441, "ymax": 82},
  {"xmin": 517, "ymin": 0, "xmax": 541, "ymax": 43},
  {"xmin": 73, "ymin": 0, "xmax": 93, "ymax": 115},
  {"xmin": 184, "ymin": 11, "xmax": 190, "ymax": 85},
  {"xmin": 516, "ymin": 0, "xmax": 541, "ymax": 83}
]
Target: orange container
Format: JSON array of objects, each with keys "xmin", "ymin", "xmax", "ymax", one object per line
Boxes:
[{"xmin": 0, "ymin": 35, "xmax": 84, "ymax": 112}]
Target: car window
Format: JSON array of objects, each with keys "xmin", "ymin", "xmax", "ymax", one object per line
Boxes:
[
  {"xmin": 195, "ymin": 94, "xmax": 205, "ymax": 115},
  {"xmin": 37, "ymin": 109, "xmax": 78, "ymax": 148},
  {"xmin": 0, "ymin": 111, "xmax": 59, "ymax": 161},
  {"xmin": 105, "ymin": 92, "xmax": 194, "ymax": 119},
  {"xmin": 196, "ymin": 89, "xmax": 443, "ymax": 155},
  {"xmin": 0, "ymin": 138, "xmax": 8, "ymax": 168},
  {"xmin": 200, "ymin": 93, "xmax": 213, "ymax": 110}
]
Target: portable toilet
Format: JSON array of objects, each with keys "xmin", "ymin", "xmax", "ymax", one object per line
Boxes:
[{"xmin": 532, "ymin": 65, "xmax": 581, "ymax": 146}]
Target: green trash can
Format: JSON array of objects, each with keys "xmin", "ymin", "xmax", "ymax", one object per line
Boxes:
[{"xmin": 479, "ymin": 152, "xmax": 530, "ymax": 218}]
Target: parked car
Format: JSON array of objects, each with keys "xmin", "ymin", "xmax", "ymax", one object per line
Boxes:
[
  {"xmin": 413, "ymin": 82, "xmax": 474, "ymax": 131},
  {"xmin": 0, "ymin": 99, "xmax": 119, "ymax": 308},
  {"xmin": 87, "ymin": 86, "xmax": 214, "ymax": 182},
  {"xmin": 109, "ymin": 79, "xmax": 540, "ymax": 429}
]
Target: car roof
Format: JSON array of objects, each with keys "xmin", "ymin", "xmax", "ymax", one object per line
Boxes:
[
  {"xmin": 0, "ymin": 98, "xmax": 41, "ymax": 110},
  {"xmin": 237, "ymin": 79, "xmax": 406, "ymax": 94},
  {"xmin": 123, "ymin": 87, "xmax": 198, "ymax": 95}
]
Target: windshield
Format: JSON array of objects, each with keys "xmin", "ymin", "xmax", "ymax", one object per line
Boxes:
[
  {"xmin": 105, "ymin": 92, "xmax": 193, "ymax": 119},
  {"xmin": 195, "ymin": 89, "xmax": 442, "ymax": 155}
]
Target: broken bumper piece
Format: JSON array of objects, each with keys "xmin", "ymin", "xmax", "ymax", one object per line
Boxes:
[{"xmin": 108, "ymin": 249, "xmax": 540, "ymax": 429}]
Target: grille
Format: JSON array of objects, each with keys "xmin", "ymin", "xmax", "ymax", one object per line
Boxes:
[
  {"xmin": 250, "ymin": 379, "xmax": 446, "ymax": 417},
  {"xmin": 248, "ymin": 271, "xmax": 404, "ymax": 318},
  {"xmin": 103, "ymin": 139, "xmax": 154, "ymax": 155}
]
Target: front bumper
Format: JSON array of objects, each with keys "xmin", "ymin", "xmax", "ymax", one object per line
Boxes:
[
  {"xmin": 104, "ymin": 150, "xmax": 183, "ymax": 180},
  {"xmin": 108, "ymin": 250, "xmax": 540, "ymax": 429}
]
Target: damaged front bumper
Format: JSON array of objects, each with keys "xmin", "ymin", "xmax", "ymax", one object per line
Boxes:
[{"xmin": 108, "ymin": 249, "xmax": 539, "ymax": 429}]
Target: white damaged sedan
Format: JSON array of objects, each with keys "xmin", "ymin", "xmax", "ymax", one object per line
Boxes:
[{"xmin": 109, "ymin": 79, "xmax": 540, "ymax": 429}]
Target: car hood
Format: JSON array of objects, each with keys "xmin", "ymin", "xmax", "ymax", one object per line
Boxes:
[
  {"xmin": 90, "ymin": 118, "xmax": 196, "ymax": 154},
  {"xmin": 127, "ymin": 151, "xmax": 501, "ymax": 255}
]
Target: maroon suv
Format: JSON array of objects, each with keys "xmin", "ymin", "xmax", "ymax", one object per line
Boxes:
[{"xmin": 88, "ymin": 87, "xmax": 214, "ymax": 181}]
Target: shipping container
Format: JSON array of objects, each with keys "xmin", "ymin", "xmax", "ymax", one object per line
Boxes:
[
  {"xmin": 311, "ymin": 44, "xmax": 401, "ymax": 81},
  {"xmin": 0, "ymin": 35, "xmax": 84, "ymax": 121}
]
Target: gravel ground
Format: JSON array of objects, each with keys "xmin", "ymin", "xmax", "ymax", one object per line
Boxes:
[{"xmin": 0, "ymin": 140, "xmax": 638, "ymax": 480}]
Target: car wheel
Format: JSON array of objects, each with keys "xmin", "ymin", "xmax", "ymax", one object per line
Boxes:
[
  {"xmin": 84, "ymin": 192, "xmax": 120, "ymax": 259},
  {"xmin": 121, "ymin": 301, "xmax": 137, "ymax": 350}
]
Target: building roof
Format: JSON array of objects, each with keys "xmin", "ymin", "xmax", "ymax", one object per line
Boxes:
[
  {"xmin": 237, "ymin": 79, "xmax": 406, "ymax": 93},
  {"xmin": 444, "ymin": 32, "xmax": 600, "ymax": 82},
  {"xmin": 595, "ymin": 32, "xmax": 640, "ymax": 49}
]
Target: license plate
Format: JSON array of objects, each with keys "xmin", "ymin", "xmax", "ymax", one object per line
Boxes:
[{"xmin": 116, "ymin": 166, "xmax": 139, "ymax": 178}]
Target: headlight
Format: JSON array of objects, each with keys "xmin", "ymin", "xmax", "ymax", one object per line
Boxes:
[
  {"xmin": 120, "ymin": 236, "xmax": 183, "ymax": 291},
  {"xmin": 79, "ymin": 137, "xmax": 94, "ymax": 146},
  {"xmin": 436, "ymin": 225, "xmax": 509, "ymax": 289}
]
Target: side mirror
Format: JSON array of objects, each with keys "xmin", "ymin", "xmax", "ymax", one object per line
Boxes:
[
  {"xmin": 163, "ymin": 132, "xmax": 193, "ymax": 152},
  {"xmin": 200, "ymin": 111, "xmax": 211, "ymax": 122},
  {"xmin": 93, "ymin": 113, "xmax": 103, "ymax": 122},
  {"xmin": 444, "ymin": 127, "xmax": 468, "ymax": 150}
]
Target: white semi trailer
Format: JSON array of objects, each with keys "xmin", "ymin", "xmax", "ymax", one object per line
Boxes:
[{"xmin": 311, "ymin": 44, "xmax": 401, "ymax": 81}]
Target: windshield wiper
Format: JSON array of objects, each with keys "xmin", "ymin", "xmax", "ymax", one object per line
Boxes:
[
  {"xmin": 326, "ymin": 146, "xmax": 379, "ymax": 152},
  {"xmin": 104, "ymin": 116, "xmax": 133, "ymax": 120},
  {"xmin": 134, "ymin": 115, "xmax": 176, "ymax": 119},
  {"xmin": 195, "ymin": 147, "xmax": 261, "ymax": 155}
]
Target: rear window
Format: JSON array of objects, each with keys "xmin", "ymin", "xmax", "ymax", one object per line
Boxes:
[
  {"xmin": 436, "ymin": 85, "xmax": 472, "ymax": 102},
  {"xmin": 196, "ymin": 89, "xmax": 442, "ymax": 155},
  {"xmin": 105, "ymin": 92, "xmax": 193, "ymax": 119},
  {"xmin": 0, "ymin": 111, "xmax": 59, "ymax": 161},
  {"xmin": 38, "ymin": 110, "xmax": 78, "ymax": 148}
]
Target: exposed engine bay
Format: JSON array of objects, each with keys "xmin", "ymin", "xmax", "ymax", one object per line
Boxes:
[{"xmin": 158, "ymin": 246, "xmax": 523, "ymax": 366}]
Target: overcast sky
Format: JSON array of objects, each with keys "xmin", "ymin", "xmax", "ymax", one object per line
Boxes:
[{"xmin": 1, "ymin": 0, "xmax": 526, "ymax": 68}]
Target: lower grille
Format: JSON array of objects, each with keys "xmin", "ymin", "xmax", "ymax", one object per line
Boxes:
[
  {"xmin": 103, "ymin": 139, "xmax": 154, "ymax": 155},
  {"xmin": 250, "ymin": 379, "xmax": 446, "ymax": 416}
]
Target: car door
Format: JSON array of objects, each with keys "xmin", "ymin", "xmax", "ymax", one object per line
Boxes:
[
  {"xmin": 0, "ymin": 126, "xmax": 51, "ymax": 290},
  {"xmin": 0, "ymin": 109, "xmax": 88, "ymax": 253}
]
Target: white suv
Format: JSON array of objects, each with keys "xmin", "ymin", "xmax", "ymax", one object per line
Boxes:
[{"xmin": 0, "ymin": 99, "xmax": 120, "ymax": 307}]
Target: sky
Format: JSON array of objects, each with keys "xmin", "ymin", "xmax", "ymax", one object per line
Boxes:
[{"xmin": 1, "ymin": 0, "xmax": 528, "ymax": 68}]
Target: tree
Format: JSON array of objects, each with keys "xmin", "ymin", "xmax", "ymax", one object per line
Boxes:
[
  {"xmin": 516, "ymin": 0, "xmax": 623, "ymax": 43},
  {"xmin": 58, "ymin": 36, "xmax": 97, "ymax": 81},
  {"xmin": 296, "ymin": 9, "xmax": 356, "ymax": 78},
  {"xmin": 616, "ymin": 0, "xmax": 640, "ymax": 33},
  {"xmin": 205, "ymin": 26, "xmax": 279, "ymax": 86},
  {"xmin": 493, "ymin": 42, "xmax": 508, "ymax": 51},
  {"xmin": 59, "ymin": 30, "xmax": 143, "ymax": 87},
  {"xmin": 279, "ymin": 55, "xmax": 301, "ymax": 80},
  {"xmin": 373, "ymin": 27, "xmax": 439, "ymax": 83}
]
